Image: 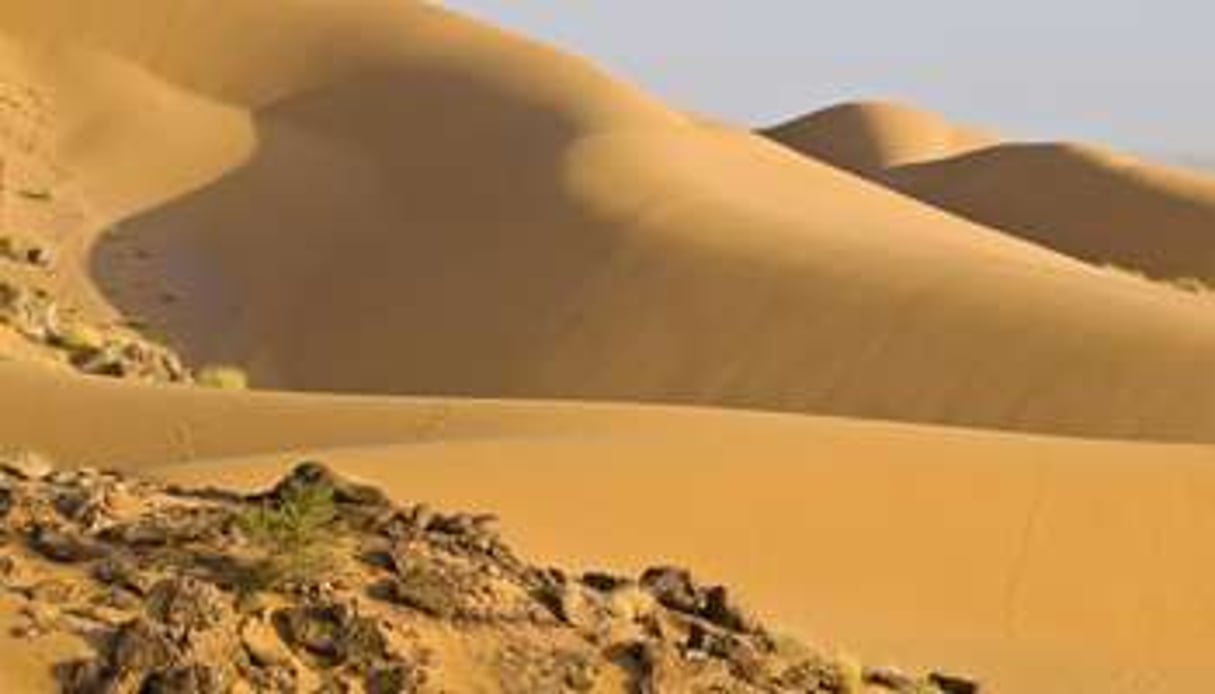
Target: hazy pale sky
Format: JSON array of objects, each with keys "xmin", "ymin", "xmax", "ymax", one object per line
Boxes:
[{"xmin": 444, "ymin": 1, "xmax": 1213, "ymax": 159}]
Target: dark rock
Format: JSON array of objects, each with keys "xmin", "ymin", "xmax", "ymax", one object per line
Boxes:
[
  {"xmin": 109, "ymin": 618, "xmax": 180, "ymax": 674},
  {"xmin": 273, "ymin": 601, "xmax": 388, "ymax": 668},
  {"xmin": 639, "ymin": 567, "xmax": 754, "ymax": 634},
  {"xmin": 145, "ymin": 577, "xmax": 229, "ymax": 632},
  {"xmin": 701, "ymin": 585, "xmax": 753, "ymax": 633},
  {"xmin": 865, "ymin": 666, "xmax": 918, "ymax": 690},
  {"xmin": 0, "ymin": 485, "xmax": 13, "ymax": 519},
  {"xmin": 639, "ymin": 567, "xmax": 700, "ymax": 614},
  {"xmin": 267, "ymin": 462, "xmax": 391, "ymax": 508},
  {"xmin": 612, "ymin": 640, "xmax": 677, "ymax": 694},
  {"xmin": 581, "ymin": 572, "xmax": 631, "ymax": 593},
  {"xmin": 378, "ymin": 566, "xmax": 461, "ymax": 620},
  {"xmin": 56, "ymin": 658, "xmax": 109, "ymax": 694},
  {"xmin": 55, "ymin": 487, "xmax": 110, "ymax": 528},
  {"xmin": 771, "ymin": 656, "xmax": 843, "ymax": 691},
  {"xmin": 28, "ymin": 525, "xmax": 104, "ymax": 563},
  {"xmin": 93, "ymin": 555, "xmax": 155, "ymax": 595},
  {"xmin": 366, "ymin": 663, "xmax": 422, "ymax": 694},
  {"xmin": 536, "ymin": 581, "xmax": 601, "ymax": 630},
  {"xmin": 99, "ymin": 507, "xmax": 226, "ymax": 547},
  {"xmin": 930, "ymin": 672, "xmax": 980, "ymax": 694},
  {"xmin": 143, "ymin": 664, "xmax": 230, "ymax": 694}
]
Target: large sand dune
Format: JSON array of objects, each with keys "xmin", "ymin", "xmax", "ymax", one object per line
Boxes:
[
  {"xmin": 767, "ymin": 102, "xmax": 1215, "ymax": 285},
  {"xmin": 4, "ymin": 1, "xmax": 1214, "ymax": 438},
  {"xmin": 0, "ymin": 1, "xmax": 1212, "ymax": 692}
]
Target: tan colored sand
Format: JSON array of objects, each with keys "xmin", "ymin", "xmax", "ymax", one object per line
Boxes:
[
  {"xmin": 0, "ymin": 363, "xmax": 1210, "ymax": 692},
  {"xmin": 767, "ymin": 102, "xmax": 1215, "ymax": 285},
  {"xmin": 761, "ymin": 101, "xmax": 999, "ymax": 174},
  {"xmin": 145, "ymin": 424, "xmax": 1215, "ymax": 694}
]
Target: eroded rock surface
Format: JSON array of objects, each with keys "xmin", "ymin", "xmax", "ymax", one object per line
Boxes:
[{"xmin": 0, "ymin": 459, "xmax": 979, "ymax": 693}]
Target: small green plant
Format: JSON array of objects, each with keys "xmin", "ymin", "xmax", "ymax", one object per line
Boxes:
[
  {"xmin": 1169, "ymin": 276, "xmax": 1213, "ymax": 295},
  {"xmin": 835, "ymin": 653, "xmax": 865, "ymax": 694},
  {"xmin": 236, "ymin": 478, "xmax": 338, "ymax": 592},
  {"xmin": 197, "ymin": 364, "xmax": 249, "ymax": 390},
  {"xmin": 52, "ymin": 321, "xmax": 107, "ymax": 355}
]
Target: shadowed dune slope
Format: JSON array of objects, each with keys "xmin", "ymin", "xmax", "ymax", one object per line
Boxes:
[
  {"xmin": 766, "ymin": 102, "xmax": 1215, "ymax": 285},
  {"xmin": 885, "ymin": 144, "xmax": 1215, "ymax": 284}
]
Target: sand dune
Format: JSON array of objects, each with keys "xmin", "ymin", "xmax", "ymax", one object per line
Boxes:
[
  {"xmin": 0, "ymin": 1, "xmax": 1212, "ymax": 692},
  {"xmin": 761, "ymin": 101, "xmax": 998, "ymax": 175},
  {"xmin": 767, "ymin": 102, "xmax": 1215, "ymax": 285},
  {"xmin": 0, "ymin": 2, "xmax": 1209, "ymax": 438}
]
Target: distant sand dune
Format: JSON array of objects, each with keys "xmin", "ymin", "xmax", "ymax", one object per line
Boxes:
[
  {"xmin": 767, "ymin": 102, "xmax": 1215, "ymax": 285},
  {"xmin": 761, "ymin": 101, "xmax": 998, "ymax": 174}
]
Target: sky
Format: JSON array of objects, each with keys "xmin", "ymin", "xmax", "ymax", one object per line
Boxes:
[{"xmin": 443, "ymin": 1, "xmax": 1214, "ymax": 160}]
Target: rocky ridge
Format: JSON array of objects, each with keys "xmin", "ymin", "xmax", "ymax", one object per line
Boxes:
[{"xmin": 0, "ymin": 452, "xmax": 979, "ymax": 693}]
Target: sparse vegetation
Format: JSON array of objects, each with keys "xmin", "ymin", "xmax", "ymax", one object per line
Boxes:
[
  {"xmin": 236, "ymin": 475, "xmax": 338, "ymax": 592},
  {"xmin": 0, "ymin": 459, "xmax": 976, "ymax": 692},
  {"xmin": 51, "ymin": 320, "xmax": 107, "ymax": 355},
  {"xmin": 196, "ymin": 364, "xmax": 249, "ymax": 390}
]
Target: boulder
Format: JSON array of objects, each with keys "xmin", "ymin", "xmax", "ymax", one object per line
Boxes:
[
  {"xmin": 28, "ymin": 525, "xmax": 104, "ymax": 563},
  {"xmin": 145, "ymin": 577, "xmax": 230, "ymax": 632}
]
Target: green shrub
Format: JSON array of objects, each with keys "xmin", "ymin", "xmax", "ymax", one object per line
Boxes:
[
  {"xmin": 236, "ymin": 478, "xmax": 337, "ymax": 592},
  {"xmin": 197, "ymin": 364, "xmax": 249, "ymax": 390}
]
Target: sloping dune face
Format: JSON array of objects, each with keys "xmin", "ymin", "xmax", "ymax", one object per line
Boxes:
[
  {"xmin": 766, "ymin": 103, "xmax": 1215, "ymax": 285},
  {"xmin": 7, "ymin": 0, "xmax": 1215, "ymax": 442}
]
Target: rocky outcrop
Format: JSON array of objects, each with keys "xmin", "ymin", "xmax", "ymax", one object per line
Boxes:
[
  {"xmin": 0, "ymin": 459, "xmax": 979, "ymax": 693},
  {"xmin": 0, "ymin": 279, "xmax": 191, "ymax": 383}
]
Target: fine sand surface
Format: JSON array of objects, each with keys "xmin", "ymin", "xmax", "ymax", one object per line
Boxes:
[
  {"xmin": 0, "ymin": 1, "xmax": 1213, "ymax": 692},
  {"xmin": 765, "ymin": 101, "xmax": 1215, "ymax": 285}
]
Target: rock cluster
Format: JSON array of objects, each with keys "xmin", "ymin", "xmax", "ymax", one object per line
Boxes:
[
  {"xmin": 0, "ymin": 451, "xmax": 979, "ymax": 693},
  {"xmin": 0, "ymin": 234, "xmax": 53, "ymax": 268},
  {"xmin": 0, "ymin": 279, "xmax": 190, "ymax": 382}
]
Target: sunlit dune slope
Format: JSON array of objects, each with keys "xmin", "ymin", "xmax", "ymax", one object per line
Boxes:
[{"xmin": 767, "ymin": 102, "xmax": 1215, "ymax": 285}]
